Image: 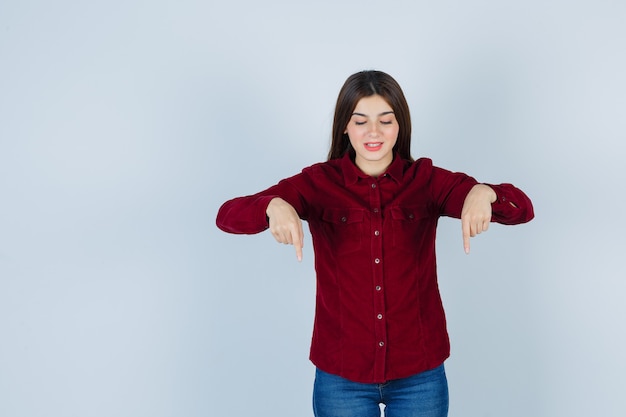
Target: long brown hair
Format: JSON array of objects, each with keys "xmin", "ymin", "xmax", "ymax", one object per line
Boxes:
[{"xmin": 327, "ymin": 70, "xmax": 413, "ymax": 162}]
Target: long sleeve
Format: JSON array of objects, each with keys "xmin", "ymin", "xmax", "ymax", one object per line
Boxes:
[
  {"xmin": 216, "ymin": 193, "xmax": 277, "ymax": 234},
  {"xmin": 488, "ymin": 183, "xmax": 535, "ymax": 225},
  {"xmin": 429, "ymin": 164, "xmax": 480, "ymax": 218},
  {"xmin": 216, "ymin": 175, "xmax": 308, "ymax": 235}
]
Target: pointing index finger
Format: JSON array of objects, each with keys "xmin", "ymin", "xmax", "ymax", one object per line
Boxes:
[
  {"xmin": 295, "ymin": 240, "xmax": 303, "ymax": 262},
  {"xmin": 462, "ymin": 217, "xmax": 471, "ymax": 254},
  {"xmin": 294, "ymin": 220, "xmax": 304, "ymax": 262}
]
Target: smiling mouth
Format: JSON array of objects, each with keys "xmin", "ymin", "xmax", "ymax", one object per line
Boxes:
[{"xmin": 365, "ymin": 142, "xmax": 383, "ymax": 151}]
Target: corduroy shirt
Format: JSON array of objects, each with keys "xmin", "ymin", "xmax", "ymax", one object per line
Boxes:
[{"xmin": 216, "ymin": 153, "xmax": 534, "ymax": 383}]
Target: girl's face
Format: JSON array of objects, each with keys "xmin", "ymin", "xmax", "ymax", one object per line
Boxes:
[{"xmin": 345, "ymin": 94, "xmax": 399, "ymax": 176}]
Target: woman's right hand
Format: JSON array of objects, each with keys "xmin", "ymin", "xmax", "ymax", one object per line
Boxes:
[{"xmin": 266, "ymin": 197, "xmax": 304, "ymax": 262}]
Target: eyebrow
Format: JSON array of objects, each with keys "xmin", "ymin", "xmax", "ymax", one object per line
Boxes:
[{"xmin": 352, "ymin": 111, "xmax": 395, "ymax": 117}]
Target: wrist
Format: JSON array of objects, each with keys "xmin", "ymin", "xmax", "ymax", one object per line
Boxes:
[
  {"xmin": 475, "ymin": 184, "xmax": 497, "ymax": 203},
  {"xmin": 485, "ymin": 185, "xmax": 497, "ymax": 203},
  {"xmin": 266, "ymin": 197, "xmax": 283, "ymax": 218}
]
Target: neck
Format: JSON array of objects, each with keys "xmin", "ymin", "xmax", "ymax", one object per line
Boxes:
[{"xmin": 355, "ymin": 157, "xmax": 392, "ymax": 178}]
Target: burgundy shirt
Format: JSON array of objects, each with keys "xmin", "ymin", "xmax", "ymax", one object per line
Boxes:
[{"xmin": 216, "ymin": 153, "xmax": 534, "ymax": 383}]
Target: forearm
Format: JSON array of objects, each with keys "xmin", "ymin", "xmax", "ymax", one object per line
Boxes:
[
  {"xmin": 216, "ymin": 177, "xmax": 307, "ymax": 234},
  {"xmin": 216, "ymin": 194, "xmax": 277, "ymax": 234}
]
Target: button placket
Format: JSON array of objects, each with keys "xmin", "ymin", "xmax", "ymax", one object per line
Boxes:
[{"xmin": 369, "ymin": 177, "xmax": 387, "ymax": 378}]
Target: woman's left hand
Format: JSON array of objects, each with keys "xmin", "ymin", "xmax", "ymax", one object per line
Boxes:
[{"xmin": 461, "ymin": 184, "xmax": 497, "ymax": 254}]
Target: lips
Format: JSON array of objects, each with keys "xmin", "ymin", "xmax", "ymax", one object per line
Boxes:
[{"xmin": 364, "ymin": 142, "xmax": 383, "ymax": 151}]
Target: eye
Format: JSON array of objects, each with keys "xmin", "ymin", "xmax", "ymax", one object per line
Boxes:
[
  {"xmin": 354, "ymin": 121, "xmax": 366, "ymax": 126},
  {"xmin": 380, "ymin": 120, "xmax": 393, "ymax": 125}
]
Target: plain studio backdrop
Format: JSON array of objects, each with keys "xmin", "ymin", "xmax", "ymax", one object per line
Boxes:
[{"xmin": 1, "ymin": 1, "xmax": 625, "ymax": 416}]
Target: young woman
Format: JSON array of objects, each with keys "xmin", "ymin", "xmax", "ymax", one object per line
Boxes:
[{"xmin": 216, "ymin": 70, "xmax": 534, "ymax": 417}]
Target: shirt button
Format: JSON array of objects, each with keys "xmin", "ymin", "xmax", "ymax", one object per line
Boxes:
[
  {"xmin": 371, "ymin": 183, "xmax": 377, "ymax": 189},
  {"xmin": 375, "ymin": 286, "xmax": 382, "ymax": 291},
  {"xmin": 379, "ymin": 341, "xmax": 385, "ymax": 347},
  {"xmin": 377, "ymin": 314, "xmax": 383, "ymax": 320},
  {"xmin": 374, "ymin": 258, "xmax": 380, "ymax": 264},
  {"xmin": 374, "ymin": 230, "xmax": 380, "ymax": 236},
  {"xmin": 408, "ymin": 213, "xmax": 414, "ymax": 219},
  {"xmin": 373, "ymin": 208, "xmax": 379, "ymax": 213},
  {"xmin": 340, "ymin": 216, "xmax": 347, "ymax": 222}
]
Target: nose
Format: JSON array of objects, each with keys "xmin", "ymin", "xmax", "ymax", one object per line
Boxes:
[{"xmin": 368, "ymin": 123, "xmax": 379, "ymax": 136}]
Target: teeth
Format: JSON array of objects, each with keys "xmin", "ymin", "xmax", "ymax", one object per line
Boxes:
[{"xmin": 366, "ymin": 143, "xmax": 382, "ymax": 147}]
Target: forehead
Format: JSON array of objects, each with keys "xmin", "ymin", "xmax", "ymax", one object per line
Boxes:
[{"xmin": 353, "ymin": 95, "xmax": 393, "ymax": 114}]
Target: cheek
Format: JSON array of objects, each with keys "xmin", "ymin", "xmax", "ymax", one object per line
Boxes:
[
  {"xmin": 384, "ymin": 126, "xmax": 399, "ymax": 140},
  {"xmin": 346, "ymin": 126, "xmax": 363, "ymax": 138},
  {"xmin": 388, "ymin": 131, "xmax": 399, "ymax": 148}
]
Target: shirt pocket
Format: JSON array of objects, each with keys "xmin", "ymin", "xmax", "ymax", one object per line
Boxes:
[
  {"xmin": 321, "ymin": 208, "xmax": 366, "ymax": 255},
  {"xmin": 390, "ymin": 205, "xmax": 431, "ymax": 252}
]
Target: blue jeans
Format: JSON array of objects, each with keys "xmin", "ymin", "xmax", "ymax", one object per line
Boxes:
[{"xmin": 313, "ymin": 365, "xmax": 449, "ymax": 417}]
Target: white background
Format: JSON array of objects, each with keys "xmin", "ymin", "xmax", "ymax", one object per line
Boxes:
[{"xmin": 1, "ymin": 1, "xmax": 625, "ymax": 416}]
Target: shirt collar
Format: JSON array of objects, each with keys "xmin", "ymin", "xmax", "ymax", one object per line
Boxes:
[{"xmin": 341, "ymin": 152, "xmax": 405, "ymax": 186}]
